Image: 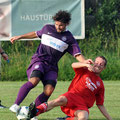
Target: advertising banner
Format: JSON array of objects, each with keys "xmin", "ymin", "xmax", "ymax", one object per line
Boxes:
[{"xmin": 0, "ymin": 0, "xmax": 85, "ymax": 41}]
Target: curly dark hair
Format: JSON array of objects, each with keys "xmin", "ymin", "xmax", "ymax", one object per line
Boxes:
[{"xmin": 52, "ymin": 10, "xmax": 71, "ymax": 24}]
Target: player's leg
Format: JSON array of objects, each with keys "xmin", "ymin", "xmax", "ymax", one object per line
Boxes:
[
  {"xmin": 28, "ymin": 96, "xmax": 67, "ymax": 119},
  {"xmin": 35, "ymin": 71, "xmax": 57, "ymax": 106},
  {"xmin": 60, "ymin": 110, "xmax": 88, "ymax": 120},
  {"xmin": 47, "ymin": 96, "xmax": 67, "ymax": 111},
  {"xmin": 35, "ymin": 84, "xmax": 55, "ymax": 107},
  {"xmin": 9, "ymin": 70, "xmax": 43, "ymax": 113},
  {"xmin": 74, "ymin": 110, "xmax": 89, "ymax": 120}
]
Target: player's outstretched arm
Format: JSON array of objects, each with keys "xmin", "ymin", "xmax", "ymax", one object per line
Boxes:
[
  {"xmin": 71, "ymin": 61, "xmax": 94, "ymax": 72},
  {"xmin": 97, "ymin": 105, "xmax": 112, "ymax": 120},
  {"xmin": 10, "ymin": 31, "xmax": 37, "ymax": 44},
  {"xmin": 75, "ymin": 54, "xmax": 93, "ymax": 64}
]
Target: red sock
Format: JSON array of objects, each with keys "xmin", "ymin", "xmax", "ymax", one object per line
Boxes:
[{"xmin": 36, "ymin": 102, "xmax": 48, "ymax": 116}]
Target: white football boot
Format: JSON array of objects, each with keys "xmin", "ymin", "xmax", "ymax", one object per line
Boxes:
[{"xmin": 9, "ymin": 104, "xmax": 20, "ymax": 113}]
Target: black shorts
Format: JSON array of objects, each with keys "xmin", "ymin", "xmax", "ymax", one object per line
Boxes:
[{"xmin": 30, "ymin": 70, "xmax": 57, "ymax": 87}]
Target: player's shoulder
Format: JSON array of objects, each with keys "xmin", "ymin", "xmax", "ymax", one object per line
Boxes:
[
  {"xmin": 93, "ymin": 74, "xmax": 104, "ymax": 86},
  {"xmin": 74, "ymin": 67, "xmax": 87, "ymax": 74},
  {"xmin": 64, "ymin": 30, "xmax": 76, "ymax": 43},
  {"xmin": 65, "ymin": 29, "xmax": 73, "ymax": 36}
]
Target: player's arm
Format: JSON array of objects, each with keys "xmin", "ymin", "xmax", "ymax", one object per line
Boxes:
[
  {"xmin": 75, "ymin": 54, "xmax": 93, "ymax": 64},
  {"xmin": 10, "ymin": 31, "xmax": 37, "ymax": 44},
  {"xmin": 97, "ymin": 105, "xmax": 112, "ymax": 120},
  {"xmin": 71, "ymin": 61, "xmax": 94, "ymax": 72}
]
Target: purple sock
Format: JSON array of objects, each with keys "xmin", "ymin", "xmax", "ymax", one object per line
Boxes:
[
  {"xmin": 35, "ymin": 92, "xmax": 50, "ymax": 107},
  {"xmin": 15, "ymin": 81, "xmax": 34, "ymax": 105}
]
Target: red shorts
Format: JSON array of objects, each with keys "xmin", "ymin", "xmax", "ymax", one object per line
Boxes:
[{"xmin": 60, "ymin": 92, "xmax": 89, "ymax": 117}]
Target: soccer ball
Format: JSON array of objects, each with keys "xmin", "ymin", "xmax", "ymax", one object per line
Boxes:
[{"xmin": 16, "ymin": 106, "xmax": 29, "ymax": 120}]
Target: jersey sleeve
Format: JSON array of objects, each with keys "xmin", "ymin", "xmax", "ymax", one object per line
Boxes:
[
  {"xmin": 96, "ymin": 83, "xmax": 105, "ymax": 105},
  {"xmin": 67, "ymin": 36, "xmax": 81, "ymax": 57},
  {"xmin": 36, "ymin": 25, "xmax": 47, "ymax": 38}
]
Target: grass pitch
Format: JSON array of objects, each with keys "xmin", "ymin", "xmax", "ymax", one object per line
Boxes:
[{"xmin": 0, "ymin": 81, "xmax": 120, "ymax": 120}]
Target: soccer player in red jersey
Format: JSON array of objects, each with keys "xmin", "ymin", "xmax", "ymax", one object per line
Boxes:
[{"xmin": 27, "ymin": 56, "xmax": 112, "ymax": 120}]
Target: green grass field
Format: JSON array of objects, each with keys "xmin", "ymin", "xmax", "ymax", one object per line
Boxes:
[{"xmin": 0, "ymin": 81, "xmax": 120, "ymax": 120}]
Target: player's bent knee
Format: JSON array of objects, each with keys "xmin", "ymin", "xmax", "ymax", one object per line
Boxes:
[
  {"xmin": 29, "ymin": 77, "xmax": 40, "ymax": 87},
  {"xmin": 75, "ymin": 110, "xmax": 88, "ymax": 120},
  {"xmin": 78, "ymin": 117, "xmax": 87, "ymax": 120},
  {"xmin": 78, "ymin": 114, "xmax": 88, "ymax": 120},
  {"xmin": 44, "ymin": 85, "xmax": 55, "ymax": 96},
  {"xmin": 44, "ymin": 90, "xmax": 54, "ymax": 96}
]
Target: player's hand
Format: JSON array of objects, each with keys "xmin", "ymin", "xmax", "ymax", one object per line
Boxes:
[
  {"xmin": 10, "ymin": 36, "xmax": 21, "ymax": 44},
  {"xmin": 87, "ymin": 64, "xmax": 95, "ymax": 72},
  {"xmin": 84, "ymin": 59, "xmax": 94, "ymax": 64}
]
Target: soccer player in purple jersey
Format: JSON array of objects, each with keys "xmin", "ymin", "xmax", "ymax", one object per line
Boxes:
[{"xmin": 9, "ymin": 10, "xmax": 93, "ymax": 119}]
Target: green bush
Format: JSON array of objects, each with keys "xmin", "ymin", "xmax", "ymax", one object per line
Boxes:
[
  {"xmin": 1, "ymin": 41, "xmax": 39, "ymax": 81},
  {"xmin": 1, "ymin": 23, "xmax": 120, "ymax": 81},
  {"xmin": 1, "ymin": 38, "xmax": 120, "ymax": 81},
  {"xmin": 95, "ymin": 0, "xmax": 119, "ymax": 29}
]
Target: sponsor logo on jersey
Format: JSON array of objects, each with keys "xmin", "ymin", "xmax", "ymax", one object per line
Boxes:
[
  {"xmin": 47, "ymin": 32, "xmax": 52, "ymax": 35},
  {"xmin": 34, "ymin": 65, "xmax": 39, "ymax": 69},
  {"xmin": 62, "ymin": 36, "xmax": 67, "ymax": 41},
  {"xmin": 96, "ymin": 81, "xmax": 100, "ymax": 87},
  {"xmin": 86, "ymin": 77, "xmax": 97, "ymax": 91},
  {"xmin": 41, "ymin": 34, "xmax": 68, "ymax": 52}
]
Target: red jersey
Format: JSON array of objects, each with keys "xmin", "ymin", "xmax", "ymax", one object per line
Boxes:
[{"xmin": 61, "ymin": 67, "xmax": 105, "ymax": 116}]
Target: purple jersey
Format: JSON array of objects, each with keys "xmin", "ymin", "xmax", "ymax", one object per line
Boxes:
[{"xmin": 31, "ymin": 24, "xmax": 81, "ymax": 66}]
